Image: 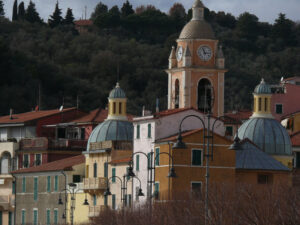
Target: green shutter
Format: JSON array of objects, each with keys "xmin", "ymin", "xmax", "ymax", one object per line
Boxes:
[
  {"xmin": 154, "ymin": 183, "xmax": 159, "ymax": 199},
  {"xmin": 104, "ymin": 195, "xmax": 108, "ymax": 206},
  {"xmin": 22, "ymin": 177, "xmax": 26, "ymax": 192},
  {"xmin": 93, "ymin": 195, "xmax": 97, "ymax": 206},
  {"xmin": 112, "ymin": 194, "xmax": 116, "ymax": 209},
  {"xmin": 8, "ymin": 212, "xmax": 12, "ymax": 225},
  {"xmin": 126, "ymin": 167, "xmax": 130, "ymax": 180},
  {"xmin": 21, "ymin": 210, "xmax": 25, "ymax": 225},
  {"xmin": 112, "ymin": 168, "xmax": 116, "ymax": 183},
  {"xmin": 137, "ymin": 125, "xmax": 140, "ymax": 139},
  {"xmin": 47, "ymin": 176, "xmax": 51, "ymax": 192},
  {"xmin": 148, "ymin": 124, "xmax": 151, "ymax": 138},
  {"xmin": 104, "ymin": 162, "xmax": 108, "ymax": 178},
  {"xmin": 54, "ymin": 176, "xmax": 58, "ymax": 192},
  {"xmin": 192, "ymin": 150, "xmax": 202, "ymax": 166},
  {"xmin": 155, "ymin": 148, "xmax": 160, "ymax": 166},
  {"xmin": 0, "ymin": 211, "xmax": 2, "ymax": 225},
  {"xmin": 147, "ymin": 153, "xmax": 152, "ymax": 169},
  {"xmin": 136, "ymin": 155, "xmax": 140, "ymax": 171},
  {"xmin": 46, "ymin": 209, "xmax": 50, "ymax": 225},
  {"xmin": 33, "ymin": 210, "xmax": 38, "ymax": 225},
  {"xmin": 93, "ymin": 163, "xmax": 97, "ymax": 178},
  {"xmin": 34, "ymin": 177, "xmax": 38, "ymax": 201},
  {"xmin": 54, "ymin": 210, "xmax": 58, "ymax": 225}
]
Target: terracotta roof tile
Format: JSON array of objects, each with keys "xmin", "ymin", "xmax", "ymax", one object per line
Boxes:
[
  {"xmin": 74, "ymin": 20, "xmax": 93, "ymax": 26},
  {"xmin": 224, "ymin": 110, "xmax": 252, "ymax": 123},
  {"xmin": 291, "ymin": 131, "xmax": 300, "ymax": 147},
  {"xmin": 12, "ymin": 155, "xmax": 85, "ymax": 174},
  {"xmin": 0, "ymin": 108, "xmax": 77, "ymax": 124},
  {"xmin": 109, "ymin": 157, "xmax": 131, "ymax": 165}
]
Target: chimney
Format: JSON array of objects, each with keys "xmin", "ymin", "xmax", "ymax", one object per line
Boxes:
[
  {"xmin": 156, "ymin": 98, "xmax": 160, "ymax": 113},
  {"xmin": 10, "ymin": 109, "xmax": 13, "ymax": 120}
]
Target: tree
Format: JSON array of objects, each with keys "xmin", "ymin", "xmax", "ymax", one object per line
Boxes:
[
  {"xmin": 12, "ymin": 0, "xmax": 18, "ymax": 21},
  {"xmin": 24, "ymin": 1, "xmax": 42, "ymax": 23},
  {"xmin": 272, "ymin": 13, "xmax": 295, "ymax": 46},
  {"xmin": 121, "ymin": 0, "xmax": 134, "ymax": 17},
  {"xmin": 236, "ymin": 12, "xmax": 259, "ymax": 40},
  {"xmin": 0, "ymin": 0, "xmax": 4, "ymax": 17},
  {"xmin": 91, "ymin": 2, "xmax": 108, "ymax": 20},
  {"xmin": 63, "ymin": 8, "xmax": 74, "ymax": 25},
  {"xmin": 48, "ymin": 1, "xmax": 62, "ymax": 28},
  {"xmin": 18, "ymin": 1, "xmax": 25, "ymax": 20},
  {"xmin": 169, "ymin": 3, "xmax": 186, "ymax": 18}
]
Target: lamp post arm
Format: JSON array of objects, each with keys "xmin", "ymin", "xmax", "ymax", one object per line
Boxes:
[
  {"xmin": 154, "ymin": 152, "xmax": 174, "ymax": 167},
  {"xmin": 130, "ymin": 151, "xmax": 150, "ymax": 170},
  {"xmin": 126, "ymin": 176, "xmax": 142, "ymax": 189},
  {"xmin": 178, "ymin": 114, "xmax": 206, "ymax": 133},
  {"xmin": 107, "ymin": 176, "xmax": 123, "ymax": 187}
]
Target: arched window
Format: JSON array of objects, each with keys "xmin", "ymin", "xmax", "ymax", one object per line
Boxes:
[
  {"xmin": 119, "ymin": 102, "xmax": 122, "ymax": 114},
  {"xmin": 198, "ymin": 79, "xmax": 213, "ymax": 113},
  {"xmin": 258, "ymin": 98, "xmax": 262, "ymax": 111},
  {"xmin": 175, "ymin": 79, "xmax": 180, "ymax": 109},
  {"xmin": 1, "ymin": 152, "xmax": 11, "ymax": 174},
  {"xmin": 254, "ymin": 98, "xmax": 257, "ymax": 112},
  {"xmin": 265, "ymin": 98, "xmax": 268, "ymax": 111},
  {"xmin": 113, "ymin": 102, "xmax": 116, "ymax": 114}
]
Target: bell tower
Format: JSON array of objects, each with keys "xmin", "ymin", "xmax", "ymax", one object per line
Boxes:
[{"xmin": 166, "ymin": 0, "xmax": 227, "ymax": 117}]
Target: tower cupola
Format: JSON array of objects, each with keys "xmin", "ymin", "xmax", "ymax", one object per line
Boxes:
[
  {"xmin": 192, "ymin": 0, "xmax": 205, "ymax": 21},
  {"xmin": 107, "ymin": 83, "xmax": 128, "ymax": 121}
]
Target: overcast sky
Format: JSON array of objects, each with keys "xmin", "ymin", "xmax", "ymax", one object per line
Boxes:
[{"xmin": 3, "ymin": 0, "xmax": 300, "ymax": 23}]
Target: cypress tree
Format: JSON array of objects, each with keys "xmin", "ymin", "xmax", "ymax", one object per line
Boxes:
[
  {"xmin": 12, "ymin": 0, "xmax": 18, "ymax": 21},
  {"xmin": 24, "ymin": 0, "xmax": 42, "ymax": 23},
  {"xmin": 0, "ymin": 0, "xmax": 4, "ymax": 17},
  {"xmin": 18, "ymin": 1, "xmax": 25, "ymax": 20},
  {"xmin": 121, "ymin": 0, "xmax": 134, "ymax": 18},
  {"xmin": 63, "ymin": 8, "xmax": 74, "ymax": 25},
  {"xmin": 48, "ymin": 1, "xmax": 63, "ymax": 28}
]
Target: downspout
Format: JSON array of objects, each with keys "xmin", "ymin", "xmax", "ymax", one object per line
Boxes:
[
  {"xmin": 12, "ymin": 174, "xmax": 16, "ymax": 225},
  {"xmin": 61, "ymin": 170, "xmax": 67, "ymax": 224}
]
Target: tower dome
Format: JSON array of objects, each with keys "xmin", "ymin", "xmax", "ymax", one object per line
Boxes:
[
  {"xmin": 109, "ymin": 82, "xmax": 126, "ymax": 99},
  {"xmin": 254, "ymin": 79, "xmax": 271, "ymax": 94}
]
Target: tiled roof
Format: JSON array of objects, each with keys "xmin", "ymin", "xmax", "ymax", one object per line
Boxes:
[
  {"xmin": 72, "ymin": 108, "xmax": 108, "ymax": 124},
  {"xmin": 109, "ymin": 157, "xmax": 131, "ymax": 165},
  {"xmin": 236, "ymin": 140, "xmax": 290, "ymax": 171},
  {"xmin": 154, "ymin": 107, "xmax": 216, "ymax": 119},
  {"xmin": 291, "ymin": 131, "xmax": 300, "ymax": 147},
  {"xmin": 12, "ymin": 155, "xmax": 85, "ymax": 174},
  {"xmin": 0, "ymin": 108, "xmax": 77, "ymax": 124},
  {"xmin": 224, "ymin": 110, "xmax": 252, "ymax": 124},
  {"xmin": 74, "ymin": 20, "xmax": 93, "ymax": 26}
]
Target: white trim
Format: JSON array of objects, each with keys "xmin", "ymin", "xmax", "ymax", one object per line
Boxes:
[{"xmin": 191, "ymin": 148, "xmax": 203, "ymax": 166}]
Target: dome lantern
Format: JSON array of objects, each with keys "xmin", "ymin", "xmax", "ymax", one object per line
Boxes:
[
  {"xmin": 107, "ymin": 83, "xmax": 128, "ymax": 121},
  {"xmin": 192, "ymin": 0, "xmax": 205, "ymax": 21}
]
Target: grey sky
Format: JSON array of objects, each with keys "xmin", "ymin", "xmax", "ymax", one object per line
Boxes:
[{"xmin": 3, "ymin": 0, "xmax": 300, "ymax": 23}]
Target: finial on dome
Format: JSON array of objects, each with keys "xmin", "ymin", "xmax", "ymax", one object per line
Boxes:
[
  {"xmin": 116, "ymin": 82, "xmax": 120, "ymax": 88},
  {"xmin": 261, "ymin": 78, "xmax": 265, "ymax": 84},
  {"xmin": 192, "ymin": 0, "xmax": 204, "ymax": 20}
]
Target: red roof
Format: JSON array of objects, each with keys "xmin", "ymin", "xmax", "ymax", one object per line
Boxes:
[
  {"xmin": 12, "ymin": 155, "xmax": 85, "ymax": 174},
  {"xmin": 224, "ymin": 110, "xmax": 252, "ymax": 124},
  {"xmin": 109, "ymin": 157, "xmax": 131, "ymax": 165},
  {"xmin": 291, "ymin": 131, "xmax": 300, "ymax": 147},
  {"xmin": 282, "ymin": 76, "xmax": 300, "ymax": 82},
  {"xmin": 0, "ymin": 108, "xmax": 77, "ymax": 124},
  {"xmin": 154, "ymin": 107, "xmax": 194, "ymax": 118},
  {"xmin": 74, "ymin": 20, "xmax": 93, "ymax": 26}
]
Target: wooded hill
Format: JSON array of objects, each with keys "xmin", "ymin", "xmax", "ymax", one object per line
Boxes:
[{"xmin": 0, "ymin": 0, "xmax": 300, "ymax": 116}]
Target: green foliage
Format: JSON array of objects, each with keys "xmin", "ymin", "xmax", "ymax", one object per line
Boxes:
[
  {"xmin": 48, "ymin": 1, "xmax": 62, "ymax": 28},
  {"xmin": 24, "ymin": 1, "xmax": 42, "ymax": 23},
  {"xmin": 236, "ymin": 12, "xmax": 259, "ymax": 41},
  {"xmin": 18, "ymin": 2, "xmax": 25, "ymax": 20},
  {"xmin": 12, "ymin": 0, "xmax": 18, "ymax": 21},
  {"xmin": 0, "ymin": 0, "xmax": 4, "ymax": 17},
  {"xmin": 121, "ymin": 0, "xmax": 134, "ymax": 18},
  {"xmin": 91, "ymin": 2, "xmax": 108, "ymax": 20},
  {"xmin": 64, "ymin": 8, "xmax": 74, "ymax": 25}
]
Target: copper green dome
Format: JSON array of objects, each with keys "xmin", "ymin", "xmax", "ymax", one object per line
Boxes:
[
  {"xmin": 109, "ymin": 83, "xmax": 126, "ymax": 99},
  {"xmin": 237, "ymin": 118, "xmax": 292, "ymax": 156},
  {"xmin": 254, "ymin": 79, "xmax": 271, "ymax": 94},
  {"xmin": 87, "ymin": 120, "xmax": 133, "ymax": 151}
]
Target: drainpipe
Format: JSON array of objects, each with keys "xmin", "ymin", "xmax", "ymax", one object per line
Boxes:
[
  {"xmin": 12, "ymin": 174, "xmax": 16, "ymax": 225},
  {"xmin": 61, "ymin": 171, "xmax": 67, "ymax": 224}
]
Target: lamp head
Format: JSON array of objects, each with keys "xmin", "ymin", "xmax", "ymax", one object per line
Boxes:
[
  {"xmin": 62, "ymin": 213, "xmax": 66, "ymax": 219},
  {"xmin": 229, "ymin": 136, "xmax": 242, "ymax": 150},
  {"xmin": 173, "ymin": 132, "xmax": 187, "ymax": 149},
  {"xmin": 167, "ymin": 167, "xmax": 177, "ymax": 178},
  {"xmin": 58, "ymin": 197, "xmax": 63, "ymax": 205},
  {"xmin": 138, "ymin": 188, "xmax": 145, "ymax": 196},
  {"xmin": 104, "ymin": 188, "xmax": 112, "ymax": 196},
  {"xmin": 127, "ymin": 165, "xmax": 136, "ymax": 177},
  {"xmin": 83, "ymin": 198, "xmax": 89, "ymax": 205}
]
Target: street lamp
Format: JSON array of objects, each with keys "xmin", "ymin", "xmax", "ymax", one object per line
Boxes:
[{"xmin": 57, "ymin": 182, "xmax": 89, "ymax": 225}]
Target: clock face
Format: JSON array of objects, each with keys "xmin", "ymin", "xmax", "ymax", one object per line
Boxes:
[
  {"xmin": 176, "ymin": 46, "xmax": 183, "ymax": 61},
  {"xmin": 197, "ymin": 46, "xmax": 212, "ymax": 61}
]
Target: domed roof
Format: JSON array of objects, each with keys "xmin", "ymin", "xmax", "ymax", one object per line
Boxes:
[
  {"xmin": 237, "ymin": 118, "xmax": 292, "ymax": 155},
  {"xmin": 87, "ymin": 120, "xmax": 133, "ymax": 151},
  {"xmin": 109, "ymin": 83, "xmax": 126, "ymax": 99},
  {"xmin": 254, "ymin": 79, "xmax": 271, "ymax": 94},
  {"xmin": 179, "ymin": 20, "xmax": 215, "ymax": 40}
]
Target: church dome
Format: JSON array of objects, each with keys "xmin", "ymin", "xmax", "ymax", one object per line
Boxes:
[
  {"xmin": 87, "ymin": 120, "xmax": 133, "ymax": 151},
  {"xmin": 237, "ymin": 118, "xmax": 292, "ymax": 155},
  {"xmin": 179, "ymin": 20, "xmax": 215, "ymax": 40},
  {"xmin": 109, "ymin": 83, "xmax": 126, "ymax": 99},
  {"xmin": 254, "ymin": 79, "xmax": 271, "ymax": 94}
]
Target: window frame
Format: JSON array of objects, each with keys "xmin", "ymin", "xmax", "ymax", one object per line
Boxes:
[
  {"xmin": 136, "ymin": 125, "xmax": 140, "ymax": 139},
  {"xmin": 54, "ymin": 175, "xmax": 58, "ymax": 192},
  {"xmin": 136, "ymin": 155, "xmax": 140, "ymax": 171},
  {"xmin": 155, "ymin": 148, "xmax": 160, "ymax": 166},
  {"xmin": 23, "ymin": 154, "xmax": 29, "ymax": 168},
  {"xmin": 276, "ymin": 103, "xmax": 283, "ymax": 114},
  {"xmin": 147, "ymin": 123, "xmax": 151, "ymax": 138},
  {"xmin": 112, "ymin": 168, "xmax": 116, "ymax": 183},
  {"xmin": 33, "ymin": 177, "xmax": 38, "ymax": 201},
  {"xmin": 191, "ymin": 149, "xmax": 203, "ymax": 166}
]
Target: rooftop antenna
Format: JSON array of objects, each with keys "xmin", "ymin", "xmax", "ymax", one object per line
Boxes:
[{"xmin": 85, "ymin": 6, "xmax": 87, "ymax": 20}]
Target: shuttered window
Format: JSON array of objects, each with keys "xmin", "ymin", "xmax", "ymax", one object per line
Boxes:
[
  {"xmin": 147, "ymin": 124, "xmax": 151, "ymax": 138},
  {"xmin": 192, "ymin": 149, "xmax": 202, "ymax": 166},
  {"xmin": 112, "ymin": 168, "xmax": 116, "ymax": 183},
  {"xmin": 136, "ymin": 155, "xmax": 140, "ymax": 171},
  {"xmin": 47, "ymin": 176, "xmax": 51, "ymax": 192},
  {"xmin": 136, "ymin": 125, "xmax": 140, "ymax": 139},
  {"xmin": 104, "ymin": 162, "xmax": 108, "ymax": 178},
  {"xmin": 34, "ymin": 177, "xmax": 38, "ymax": 201},
  {"xmin": 112, "ymin": 194, "xmax": 116, "ymax": 210},
  {"xmin": 104, "ymin": 195, "xmax": 108, "ymax": 206},
  {"xmin": 54, "ymin": 209, "xmax": 58, "ymax": 225},
  {"xmin": 93, "ymin": 163, "xmax": 97, "ymax": 178},
  {"xmin": 46, "ymin": 209, "xmax": 50, "ymax": 225},
  {"xmin": 21, "ymin": 210, "xmax": 26, "ymax": 225},
  {"xmin": 33, "ymin": 210, "xmax": 38, "ymax": 225},
  {"xmin": 22, "ymin": 177, "xmax": 26, "ymax": 193},
  {"xmin": 155, "ymin": 148, "xmax": 160, "ymax": 166},
  {"xmin": 54, "ymin": 176, "xmax": 58, "ymax": 192}
]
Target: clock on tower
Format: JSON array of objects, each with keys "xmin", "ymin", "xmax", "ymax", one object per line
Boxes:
[{"xmin": 166, "ymin": 0, "xmax": 227, "ymax": 117}]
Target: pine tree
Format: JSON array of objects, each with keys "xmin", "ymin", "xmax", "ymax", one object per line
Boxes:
[
  {"xmin": 63, "ymin": 8, "xmax": 74, "ymax": 25},
  {"xmin": 121, "ymin": 0, "xmax": 134, "ymax": 18},
  {"xmin": 18, "ymin": 1, "xmax": 25, "ymax": 20},
  {"xmin": 24, "ymin": 0, "xmax": 42, "ymax": 23},
  {"xmin": 12, "ymin": 0, "xmax": 18, "ymax": 21},
  {"xmin": 48, "ymin": 1, "xmax": 63, "ymax": 28},
  {"xmin": 0, "ymin": 0, "xmax": 4, "ymax": 17}
]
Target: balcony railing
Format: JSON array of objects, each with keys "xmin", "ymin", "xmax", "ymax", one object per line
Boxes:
[
  {"xmin": 89, "ymin": 140, "xmax": 132, "ymax": 151},
  {"xmin": 88, "ymin": 205, "xmax": 106, "ymax": 217},
  {"xmin": 83, "ymin": 178, "xmax": 107, "ymax": 190}
]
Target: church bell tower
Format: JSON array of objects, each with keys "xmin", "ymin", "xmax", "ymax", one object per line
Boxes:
[{"xmin": 166, "ymin": 0, "xmax": 227, "ymax": 117}]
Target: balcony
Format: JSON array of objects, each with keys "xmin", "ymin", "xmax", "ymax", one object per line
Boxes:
[
  {"xmin": 19, "ymin": 137, "xmax": 87, "ymax": 151},
  {"xmin": 88, "ymin": 205, "xmax": 106, "ymax": 217},
  {"xmin": 83, "ymin": 178, "xmax": 107, "ymax": 191},
  {"xmin": 89, "ymin": 140, "xmax": 132, "ymax": 151},
  {"xmin": 0, "ymin": 195, "xmax": 14, "ymax": 210}
]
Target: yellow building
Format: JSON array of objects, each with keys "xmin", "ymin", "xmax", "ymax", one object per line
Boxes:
[
  {"xmin": 282, "ymin": 111, "xmax": 300, "ymax": 134},
  {"xmin": 83, "ymin": 83, "xmax": 133, "ymax": 219}
]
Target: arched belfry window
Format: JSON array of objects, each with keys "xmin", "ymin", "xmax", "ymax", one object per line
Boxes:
[
  {"xmin": 198, "ymin": 79, "xmax": 213, "ymax": 113},
  {"xmin": 175, "ymin": 79, "xmax": 180, "ymax": 109}
]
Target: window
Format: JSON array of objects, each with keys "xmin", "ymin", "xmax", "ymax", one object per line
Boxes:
[
  {"xmin": 104, "ymin": 162, "xmax": 108, "ymax": 178},
  {"xmin": 22, "ymin": 177, "xmax": 26, "ymax": 193},
  {"xmin": 93, "ymin": 163, "xmax": 97, "ymax": 178},
  {"xmin": 276, "ymin": 104, "xmax": 283, "ymax": 114},
  {"xmin": 258, "ymin": 98, "xmax": 262, "ymax": 111},
  {"xmin": 23, "ymin": 154, "xmax": 29, "ymax": 168},
  {"xmin": 21, "ymin": 210, "xmax": 26, "ymax": 225},
  {"xmin": 135, "ymin": 187, "xmax": 140, "ymax": 201},
  {"xmin": 296, "ymin": 152, "xmax": 300, "ymax": 168},
  {"xmin": 8, "ymin": 212, "xmax": 12, "ymax": 225},
  {"xmin": 35, "ymin": 154, "xmax": 41, "ymax": 166},
  {"xmin": 225, "ymin": 126, "xmax": 233, "ymax": 136},
  {"xmin": 0, "ymin": 211, "xmax": 2, "ymax": 225},
  {"xmin": 175, "ymin": 79, "xmax": 180, "ymax": 109},
  {"xmin": 93, "ymin": 195, "xmax": 97, "ymax": 206},
  {"xmin": 254, "ymin": 98, "xmax": 256, "ymax": 111},
  {"xmin": 1, "ymin": 152, "xmax": 11, "ymax": 174},
  {"xmin": 81, "ymin": 128, "xmax": 85, "ymax": 140},
  {"xmin": 147, "ymin": 124, "xmax": 151, "ymax": 138},
  {"xmin": 104, "ymin": 195, "xmax": 108, "ymax": 206},
  {"xmin": 191, "ymin": 182, "xmax": 202, "ymax": 198},
  {"xmin": 47, "ymin": 176, "xmax": 51, "ymax": 192},
  {"xmin": 112, "ymin": 194, "xmax": 116, "ymax": 210},
  {"xmin": 154, "ymin": 183, "xmax": 159, "ymax": 200},
  {"xmin": 155, "ymin": 148, "xmax": 160, "ymax": 166},
  {"xmin": 198, "ymin": 79, "xmax": 212, "ymax": 113},
  {"xmin": 192, "ymin": 149, "xmax": 203, "ymax": 166},
  {"xmin": 113, "ymin": 102, "xmax": 116, "ymax": 114},
  {"xmin": 33, "ymin": 209, "xmax": 38, "ymax": 225},
  {"xmin": 12, "ymin": 181, "xmax": 15, "ymax": 194},
  {"xmin": 119, "ymin": 102, "xmax": 122, "ymax": 114},
  {"xmin": 264, "ymin": 98, "xmax": 268, "ymax": 111},
  {"xmin": 54, "ymin": 176, "xmax": 58, "ymax": 192},
  {"xmin": 127, "ymin": 194, "xmax": 132, "ymax": 207},
  {"xmin": 54, "ymin": 209, "xmax": 58, "ymax": 225},
  {"xmin": 46, "ymin": 209, "xmax": 50, "ymax": 225},
  {"xmin": 73, "ymin": 175, "xmax": 81, "ymax": 183},
  {"xmin": 257, "ymin": 174, "xmax": 272, "ymax": 184},
  {"xmin": 136, "ymin": 125, "xmax": 140, "ymax": 139},
  {"xmin": 34, "ymin": 177, "xmax": 38, "ymax": 201},
  {"xmin": 112, "ymin": 168, "xmax": 116, "ymax": 183},
  {"xmin": 136, "ymin": 155, "xmax": 140, "ymax": 171}
]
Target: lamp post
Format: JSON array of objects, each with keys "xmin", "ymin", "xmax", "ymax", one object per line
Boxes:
[
  {"xmin": 58, "ymin": 183, "xmax": 89, "ymax": 225},
  {"xmin": 173, "ymin": 114, "xmax": 240, "ymax": 225}
]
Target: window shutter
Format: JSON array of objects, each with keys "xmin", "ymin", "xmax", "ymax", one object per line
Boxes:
[
  {"xmin": 54, "ymin": 210, "xmax": 58, "ymax": 225},
  {"xmin": 136, "ymin": 155, "xmax": 140, "ymax": 171},
  {"xmin": 148, "ymin": 124, "xmax": 151, "ymax": 138},
  {"xmin": 93, "ymin": 163, "xmax": 97, "ymax": 178},
  {"xmin": 34, "ymin": 177, "xmax": 38, "ymax": 201},
  {"xmin": 155, "ymin": 148, "xmax": 160, "ymax": 166},
  {"xmin": 104, "ymin": 162, "xmax": 108, "ymax": 178},
  {"xmin": 54, "ymin": 176, "xmax": 58, "ymax": 192},
  {"xmin": 33, "ymin": 210, "xmax": 38, "ymax": 225},
  {"xmin": 137, "ymin": 125, "xmax": 140, "ymax": 139},
  {"xmin": 46, "ymin": 209, "xmax": 50, "ymax": 225},
  {"xmin": 47, "ymin": 176, "xmax": 51, "ymax": 192},
  {"xmin": 22, "ymin": 177, "xmax": 26, "ymax": 192},
  {"xmin": 112, "ymin": 168, "xmax": 116, "ymax": 182},
  {"xmin": 112, "ymin": 194, "xmax": 116, "ymax": 209},
  {"xmin": 21, "ymin": 210, "xmax": 26, "ymax": 225}
]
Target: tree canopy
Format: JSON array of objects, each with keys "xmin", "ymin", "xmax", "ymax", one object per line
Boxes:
[
  {"xmin": 0, "ymin": 0, "xmax": 4, "ymax": 17},
  {"xmin": 24, "ymin": 1, "xmax": 42, "ymax": 23},
  {"xmin": 48, "ymin": 1, "xmax": 63, "ymax": 28}
]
